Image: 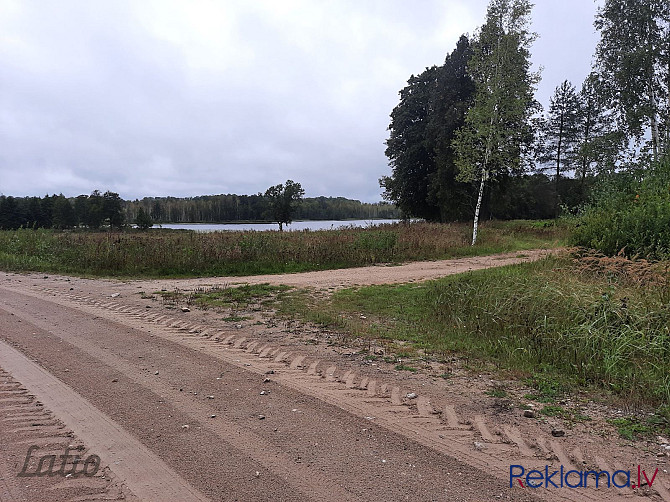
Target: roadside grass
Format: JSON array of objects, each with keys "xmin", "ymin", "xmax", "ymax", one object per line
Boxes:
[
  {"xmin": 158, "ymin": 283, "xmax": 291, "ymax": 311},
  {"xmin": 0, "ymin": 220, "xmax": 567, "ymax": 278},
  {"xmin": 277, "ymin": 253, "xmax": 670, "ymax": 437},
  {"xmin": 608, "ymin": 409, "xmax": 670, "ymax": 440}
]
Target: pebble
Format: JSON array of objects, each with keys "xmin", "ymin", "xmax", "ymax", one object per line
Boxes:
[
  {"xmin": 474, "ymin": 441, "xmax": 486, "ymax": 450},
  {"xmin": 258, "ymin": 415, "xmax": 266, "ymax": 420},
  {"xmin": 551, "ymin": 429, "xmax": 565, "ymax": 437},
  {"xmin": 210, "ymin": 414, "xmax": 217, "ymax": 418},
  {"xmin": 111, "ymin": 293, "xmax": 120, "ymax": 298},
  {"xmin": 154, "ymin": 371, "xmax": 159, "ymax": 375},
  {"xmin": 523, "ymin": 410, "xmax": 535, "ymax": 418},
  {"xmin": 206, "ymin": 395, "xmax": 214, "ymax": 399},
  {"xmin": 260, "ymin": 390, "xmax": 269, "ymax": 395},
  {"xmin": 112, "ymin": 378, "xmax": 119, "ymax": 383},
  {"xmin": 181, "ymin": 307, "xmax": 190, "ymax": 312},
  {"xmin": 263, "ymin": 378, "xmax": 271, "ymax": 383},
  {"xmin": 406, "ymin": 393, "xmax": 418, "ymax": 400}
]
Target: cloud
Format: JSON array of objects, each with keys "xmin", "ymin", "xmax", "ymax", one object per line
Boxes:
[{"xmin": 0, "ymin": 0, "xmax": 599, "ymax": 202}]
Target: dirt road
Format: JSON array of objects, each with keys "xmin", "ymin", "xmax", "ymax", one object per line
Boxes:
[{"xmin": 1, "ymin": 251, "xmax": 669, "ymax": 501}]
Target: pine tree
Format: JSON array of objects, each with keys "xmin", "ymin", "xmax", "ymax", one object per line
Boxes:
[
  {"xmin": 575, "ymin": 73, "xmax": 623, "ymax": 182},
  {"xmin": 540, "ymin": 80, "xmax": 581, "ymax": 216}
]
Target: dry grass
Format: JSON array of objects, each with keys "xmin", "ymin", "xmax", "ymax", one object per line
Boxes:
[
  {"xmin": 571, "ymin": 247, "xmax": 669, "ymax": 287},
  {"xmin": 0, "ymin": 220, "xmax": 567, "ymax": 278}
]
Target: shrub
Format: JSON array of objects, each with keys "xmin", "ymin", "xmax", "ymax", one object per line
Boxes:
[{"xmin": 574, "ymin": 158, "xmax": 670, "ymax": 259}]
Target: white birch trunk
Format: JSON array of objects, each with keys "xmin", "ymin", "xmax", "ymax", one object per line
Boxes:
[
  {"xmin": 471, "ymin": 171, "xmax": 486, "ymax": 246},
  {"xmin": 649, "ymin": 79, "xmax": 660, "ymax": 162}
]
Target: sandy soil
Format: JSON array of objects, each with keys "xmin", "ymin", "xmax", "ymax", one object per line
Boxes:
[{"xmin": 1, "ymin": 251, "xmax": 669, "ymax": 501}]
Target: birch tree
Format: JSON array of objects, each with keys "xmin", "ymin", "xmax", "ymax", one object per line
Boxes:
[
  {"xmin": 453, "ymin": 0, "xmax": 539, "ymax": 245},
  {"xmin": 594, "ymin": 0, "xmax": 670, "ymax": 161}
]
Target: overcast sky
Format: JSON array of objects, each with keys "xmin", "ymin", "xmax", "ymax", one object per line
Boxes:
[{"xmin": 0, "ymin": 0, "xmax": 601, "ymax": 202}]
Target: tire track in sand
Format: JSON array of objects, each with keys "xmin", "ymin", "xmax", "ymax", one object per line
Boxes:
[{"xmin": 0, "ymin": 340, "xmax": 209, "ymax": 502}]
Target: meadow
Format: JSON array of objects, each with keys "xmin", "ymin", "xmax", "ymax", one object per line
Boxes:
[
  {"xmin": 278, "ymin": 250, "xmax": 670, "ymax": 434},
  {"xmin": 0, "ymin": 220, "xmax": 566, "ymax": 278}
]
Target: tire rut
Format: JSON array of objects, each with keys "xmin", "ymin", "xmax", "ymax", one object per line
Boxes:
[
  {"xmin": 9, "ymin": 282, "xmax": 668, "ymax": 502},
  {"xmin": 0, "ymin": 368, "xmax": 134, "ymax": 502}
]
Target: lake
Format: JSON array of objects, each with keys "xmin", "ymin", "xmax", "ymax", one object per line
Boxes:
[{"xmin": 154, "ymin": 219, "xmax": 402, "ymax": 232}]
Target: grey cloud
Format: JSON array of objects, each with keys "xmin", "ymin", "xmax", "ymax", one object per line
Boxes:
[{"xmin": 1, "ymin": 0, "xmax": 600, "ymax": 202}]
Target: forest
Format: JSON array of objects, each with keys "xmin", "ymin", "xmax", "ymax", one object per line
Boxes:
[
  {"xmin": 0, "ymin": 191, "xmax": 399, "ymax": 230},
  {"xmin": 381, "ymin": 0, "xmax": 668, "ymax": 246}
]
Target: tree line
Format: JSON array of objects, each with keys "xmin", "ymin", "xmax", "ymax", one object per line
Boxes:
[
  {"xmin": 125, "ymin": 194, "xmax": 398, "ymax": 225},
  {"xmin": 0, "ymin": 191, "xmax": 124, "ymax": 230},
  {"xmin": 0, "ymin": 191, "xmax": 399, "ymax": 230},
  {"xmin": 381, "ymin": 0, "xmax": 669, "ymax": 242}
]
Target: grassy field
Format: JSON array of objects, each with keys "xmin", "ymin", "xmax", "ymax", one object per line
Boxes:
[
  {"xmin": 0, "ymin": 220, "xmax": 566, "ymax": 278},
  {"xmin": 277, "ymin": 251, "xmax": 670, "ymax": 433}
]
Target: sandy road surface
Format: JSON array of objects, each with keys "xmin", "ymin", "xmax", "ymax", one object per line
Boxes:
[
  {"xmin": 133, "ymin": 248, "xmax": 556, "ymax": 292},
  {"xmin": 1, "ymin": 251, "xmax": 669, "ymax": 501}
]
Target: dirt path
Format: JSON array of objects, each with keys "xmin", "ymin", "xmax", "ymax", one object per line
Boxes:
[
  {"xmin": 1, "ymin": 251, "xmax": 669, "ymax": 501},
  {"xmin": 134, "ymin": 248, "xmax": 556, "ymax": 293}
]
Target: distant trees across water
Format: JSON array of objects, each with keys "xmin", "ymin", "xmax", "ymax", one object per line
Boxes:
[
  {"xmin": 0, "ymin": 191, "xmax": 400, "ymax": 230},
  {"xmin": 126, "ymin": 194, "xmax": 400, "ymax": 225}
]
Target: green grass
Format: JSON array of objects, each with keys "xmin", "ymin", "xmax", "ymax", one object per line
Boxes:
[
  {"xmin": 278, "ymin": 254, "xmax": 670, "ymax": 415},
  {"xmin": 0, "ymin": 220, "xmax": 567, "ymax": 278},
  {"xmin": 608, "ymin": 417, "xmax": 655, "ymax": 441},
  {"xmin": 159, "ymin": 283, "xmax": 291, "ymax": 311},
  {"xmin": 540, "ymin": 404, "xmax": 566, "ymax": 417},
  {"xmin": 539, "ymin": 405, "xmax": 591, "ymax": 423},
  {"xmin": 485, "ymin": 387, "xmax": 508, "ymax": 398},
  {"xmin": 395, "ymin": 364, "xmax": 419, "ymax": 373},
  {"xmin": 523, "ymin": 374, "xmax": 566, "ymax": 403}
]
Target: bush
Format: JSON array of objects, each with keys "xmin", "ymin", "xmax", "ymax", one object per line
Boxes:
[{"xmin": 574, "ymin": 159, "xmax": 670, "ymax": 259}]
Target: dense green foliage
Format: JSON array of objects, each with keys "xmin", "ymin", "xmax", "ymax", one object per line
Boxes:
[
  {"xmin": 381, "ymin": 36, "xmax": 475, "ymax": 221},
  {"xmin": 0, "ymin": 191, "xmax": 125, "ymax": 230},
  {"xmin": 264, "ymin": 180, "xmax": 305, "ymax": 231},
  {"xmin": 574, "ymin": 159, "xmax": 670, "ymax": 258},
  {"xmin": 0, "ymin": 221, "xmax": 565, "ymax": 277},
  {"xmin": 307, "ymin": 256, "xmax": 670, "ymax": 407},
  {"xmin": 135, "ymin": 207, "xmax": 153, "ymax": 230}
]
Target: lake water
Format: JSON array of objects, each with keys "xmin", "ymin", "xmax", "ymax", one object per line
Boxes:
[{"xmin": 154, "ymin": 219, "xmax": 402, "ymax": 232}]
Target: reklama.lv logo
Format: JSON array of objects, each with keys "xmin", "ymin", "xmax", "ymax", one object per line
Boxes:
[{"xmin": 510, "ymin": 464, "xmax": 659, "ymax": 489}]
